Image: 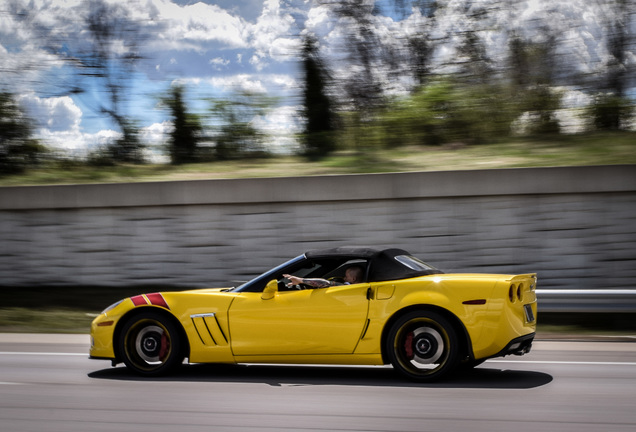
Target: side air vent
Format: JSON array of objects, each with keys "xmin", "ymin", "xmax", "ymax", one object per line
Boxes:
[{"xmin": 190, "ymin": 313, "xmax": 228, "ymax": 346}]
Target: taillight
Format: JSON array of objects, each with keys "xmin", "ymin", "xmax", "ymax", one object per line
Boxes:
[{"xmin": 509, "ymin": 284, "xmax": 515, "ymax": 302}]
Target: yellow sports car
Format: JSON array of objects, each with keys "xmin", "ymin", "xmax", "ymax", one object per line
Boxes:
[{"xmin": 90, "ymin": 247, "xmax": 537, "ymax": 381}]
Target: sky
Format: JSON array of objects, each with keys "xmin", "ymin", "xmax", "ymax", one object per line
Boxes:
[{"xmin": 1, "ymin": 0, "xmax": 634, "ymax": 159}]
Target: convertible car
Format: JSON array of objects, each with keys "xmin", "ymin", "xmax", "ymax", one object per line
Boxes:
[{"xmin": 90, "ymin": 247, "xmax": 537, "ymax": 381}]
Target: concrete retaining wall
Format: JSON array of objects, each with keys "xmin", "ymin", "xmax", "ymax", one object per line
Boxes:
[{"xmin": 1, "ymin": 165, "xmax": 635, "ymax": 290}]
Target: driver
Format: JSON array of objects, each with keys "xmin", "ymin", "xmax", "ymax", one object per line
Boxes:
[{"xmin": 283, "ymin": 266, "xmax": 364, "ymax": 289}]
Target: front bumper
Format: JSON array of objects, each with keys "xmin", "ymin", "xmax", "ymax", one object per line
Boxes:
[{"xmin": 89, "ymin": 314, "xmax": 118, "ymax": 360}]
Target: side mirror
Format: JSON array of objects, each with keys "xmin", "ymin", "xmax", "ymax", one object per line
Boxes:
[{"xmin": 261, "ymin": 279, "xmax": 278, "ymax": 300}]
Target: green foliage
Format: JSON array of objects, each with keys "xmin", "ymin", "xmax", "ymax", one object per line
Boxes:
[
  {"xmin": 513, "ymin": 85, "xmax": 562, "ymax": 135},
  {"xmin": 0, "ymin": 308, "xmax": 93, "ymax": 333},
  {"xmin": 162, "ymin": 85, "xmax": 203, "ymax": 164},
  {"xmin": 588, "ymin": 93, "xmax": 634, "ymax": 131},
  {"xmin": 301, "ymin": 35, "xmax": 337, "ymax": 160},
  {"xmin": 207, "ymin": 92, "xmax": 274, "ymax": 160},
  {"xmin": 86, "ymin": 146, "xmax": 118, "ymax": 167},
  {"xmin": 84, "ymin": 122, "xmax": 144, "ymax": 165},
  {"xmin": 0, "ymin": 91, "xmax": 46, "ymax": 175},
  {"xmin": 506, "ymin": 34, "xmax": 562, "ymax": 135},
  {"xmin": 110, "ymin": 122, "xmax": 145, "ymax": 164},
  {"xmin": 379, "ymin": 79, "xmax": 516, "ymax": 148}
]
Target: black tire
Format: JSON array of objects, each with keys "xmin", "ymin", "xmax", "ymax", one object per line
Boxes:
[
  {"xmin": 386, "ymin": 310, "xmax": 460, "ymax": 382},
  {"xmin": 119, "ymin": 310, "xmax": 183, "ymax": 376}
]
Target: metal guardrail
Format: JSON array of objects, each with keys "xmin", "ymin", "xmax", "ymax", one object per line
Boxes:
[{"xmin": 536, "ymin": 289, "xmax": 636, "ymax": 313}]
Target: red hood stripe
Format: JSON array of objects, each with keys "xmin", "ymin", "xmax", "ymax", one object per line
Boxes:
[
  {"xmin": 146, "ymin": 293, "xmax": 170, "ymax": 310},
  {"xmin": 130, "ymin": 295, "xmax": 148, "ymax": 306}
]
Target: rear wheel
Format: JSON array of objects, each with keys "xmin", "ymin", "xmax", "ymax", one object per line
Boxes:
[
  {"xmin": 386, "ymin": 310, "xmax": 459, "ymax": 382},
  {"xmin": 119, "ymin": 311, "xmax": 183, "ymax": 376}
]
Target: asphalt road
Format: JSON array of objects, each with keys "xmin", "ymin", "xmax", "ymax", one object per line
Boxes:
[{"xmin": 1, "ymin": 334, "xmax": 635, "ymax": 432}]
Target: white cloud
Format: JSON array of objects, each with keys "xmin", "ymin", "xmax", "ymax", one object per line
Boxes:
[
  {"xmin": 208, "ymin": 73, "xmax": 298, "ymax": 95},
  {"xmin": 17, "ymin": 93, "xmax": 82, "ymax": 132},
  {"xmin": 32, "ymin": 120, "xmax": 172, "ymax": 160},
  {"xmin": 36, "ymin": 128, "xmax": 120, "ymax": 152},
  {"xmin": 252, "ymin": 104, "xmax": 302, "ymax": 153},
  {"xmin": 210, "ymin": 57, "xmax": 230, "ymax": 70},
  {"xmin": 270, "ymin": 74, "xmax": 298, "ymax": 90},
  {"xmin": 255, "ymin": 104, "xmax": 301, "ymax": 132},
  {"xmin": 248, "ymin": 0, "xmax": 300, "ymax": 60},
  {"xmin": 148, "ymin": 0, "xmax": 250, "ymax": 50},
  {"xmin": 140, "ymin": 121, "xmax": 171, "ymax": 163},
  {"xmin": 249, "ymin": 54, "xmax": 268, "ymax": 71},
  {"xmin": 209, "ymin": 74, "xmax": 266, "ymax": 94},
  {"xmin": 304, "ymin": 4, "xmax": 334, "ymax": 39},
  {"xmin": 141, "ymin": 121, "xmax": 171, "ymax": 145}
]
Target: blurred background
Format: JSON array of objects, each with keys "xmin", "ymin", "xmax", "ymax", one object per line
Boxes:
[
  {"xmin": 0, "ymin": 0, "xmax": 635, "ymax": 332},
  {"xmin": 0, "ymin": 0, "xmax": 634, "ymax": 171}
]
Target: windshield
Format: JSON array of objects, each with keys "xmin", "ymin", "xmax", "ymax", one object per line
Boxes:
[{"xmin": 233, "ymin": 255, "xmax": 305, "ymax": 292}]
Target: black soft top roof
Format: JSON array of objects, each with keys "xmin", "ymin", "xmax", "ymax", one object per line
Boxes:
[
  {"xmin": 306, "ymin": 247, "xmax": 442, "ymax": 282},
  {"xmin": 305, "ymin": 246, "xmax": 384, "ymax": 260}
]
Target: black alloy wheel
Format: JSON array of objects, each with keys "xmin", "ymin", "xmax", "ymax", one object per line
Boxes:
[
  {"xmin": 119, "ymin": 311, "xmax": 183, "ymax": 376},
  {"xmin": 386, "ymin": 310, "xmax": 459, "ymax": 382}
]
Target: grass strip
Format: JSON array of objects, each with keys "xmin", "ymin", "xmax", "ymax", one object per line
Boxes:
[{"xmin": 1, "ymin": 133, "xmax": 635, "ymax": 186}]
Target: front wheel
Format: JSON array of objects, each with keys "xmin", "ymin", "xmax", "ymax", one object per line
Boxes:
[
  {"xmin": 386, "ymin": 310, "xmax": 459, "ymax": 382},
  {"xmin": 119, "ymin": 311, "xmax": 184, "ymax": 376}
]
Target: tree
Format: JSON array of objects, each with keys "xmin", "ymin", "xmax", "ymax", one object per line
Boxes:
[
  {"xmin": 207, "ymin": 92, "xmax": 274, "ymax": 160},
  {"xmin": 300, "ymin": 35, "xmax": 336, "ymax": 159},
  {"xmin": 381, "ymin": 78, "xmax": 515, "ymax": 148},
  {"xmin": 456, "ymin": 31, "xmax": 493, "ymax": 85},
  {"xmin": 322, "ymin": 0, "xmax": 385, "ymax": 112},
  {"xmin": 376, "ymin": 0, "xmax": 438, "ymax": 87},
  {"xmin": 588, "ymin": 93, "xmax": 633, "ymax": 131},
  {"xmin": 162, "ymin": 85, "xmax": 202, "ymax": 164},
  {"xmin": 589, "ymin": 0, "xmax": 635, "ymax": 130},
  {"xmin": 407, "ymin": 34, "xmax": 434, "ymax": 87},
  {"xmin": 507, "ymin": 33, "xmax": 562, "ymax": 134},
  {"xmin": 0, "ymin": 92, "xmax": 45, "ymax": 174},
  {"xmin": 85, "ymin": 0, "xmax": 146, "ymax": 162},
  {"xmin": 54, "ymin": 0, "xmax": 147, "ymax": 163}
]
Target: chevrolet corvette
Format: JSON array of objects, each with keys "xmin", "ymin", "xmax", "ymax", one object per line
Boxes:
[{"xmin": 90, "ymin": 247, "xmax": 537, "ymax": 381}]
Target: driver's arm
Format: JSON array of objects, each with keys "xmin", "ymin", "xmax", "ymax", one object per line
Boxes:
[{"xmin": 283, "ymin": 274, "xmax": 335, "ymax": 288}]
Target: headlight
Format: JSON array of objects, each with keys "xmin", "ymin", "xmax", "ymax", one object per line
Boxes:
[{"xmin": 101, "ymin": 300, "xmax": 123, "ymax": 315}]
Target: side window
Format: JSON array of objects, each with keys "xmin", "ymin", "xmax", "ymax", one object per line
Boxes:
[
  {"xmin": 322, "ymin": 260, "xmax": 368, "ymax": 282},
  {"xmin": 278, "ymin": 262, "xmax": 326, "ymax": 291},
  {"xmin": 292, "ymin": 262, "xmax": 324, "ymax": 278}
]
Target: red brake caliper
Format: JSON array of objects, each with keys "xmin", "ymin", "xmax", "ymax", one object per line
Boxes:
[
  {"xmin": 159, "ymin": 332, "xmax": 169, "ymax": 361},
  {"xmin": 404, "ymin": 332, "xmax": 414, "ymax": 359}
]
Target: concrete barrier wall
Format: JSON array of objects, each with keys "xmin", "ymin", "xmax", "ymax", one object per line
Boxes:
[{"xmin": 1, "ymin": 165, "xmax": 635, "ymax": 290}]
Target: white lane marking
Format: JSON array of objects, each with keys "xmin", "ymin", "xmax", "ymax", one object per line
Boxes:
[
  {"xmin": 0, "ymin": 352, "xmax": 86, "ymax": 356},
  {"xmin": 487, "ymin": 360, "xmax": 636, "ymax": 366}
]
